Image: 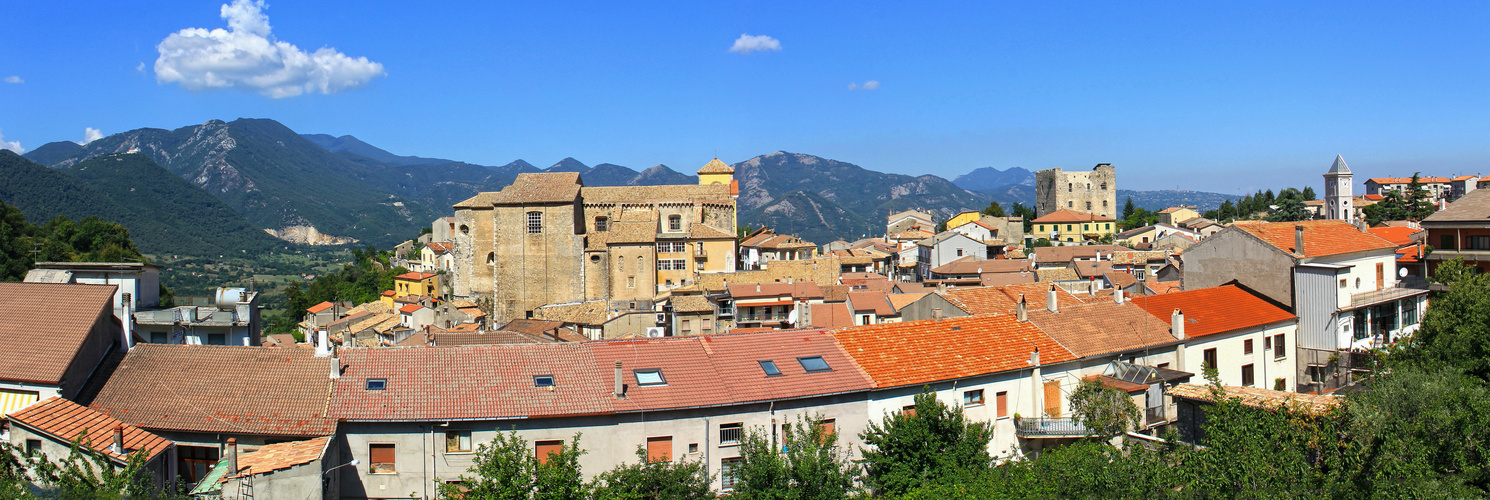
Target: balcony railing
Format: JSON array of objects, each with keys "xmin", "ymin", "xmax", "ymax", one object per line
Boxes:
[
  {"xmin": 1013, "ymin": 417, "xmax": 1090, "ymax": 438},
  {"xmin": 736, "ymin": 313, "xmax": 788, "ymax": 323}
]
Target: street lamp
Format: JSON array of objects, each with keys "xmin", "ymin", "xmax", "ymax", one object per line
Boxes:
[{"xmin": 324, "ymin": 459, "xmax": 360, "ymax": 476}]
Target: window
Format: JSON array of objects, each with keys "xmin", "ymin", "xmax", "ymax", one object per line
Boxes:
[
  {"xmin": 963, "ymin": 389, "xmax": 984, "ymax": 406},
  {"xmin": 446, "ymin": 431, "xmax": 472, "ymax": 453},
  {"xmin": 1066, "ymin": 225, "xmax": 1072, "ymax": 232},
  {"xmin": 1068, "ymin": 183, "xmax": 1073, "ymax": 192},
  {"xmin": 798, "ymin": 356, "xmax": 831, "ymax": 373},
  {"xmin": 657, "ymin": 259, "xmax": 687, "ymax": 271},
  {"xmin": 1101, "ymin": 182, "xmax": 1108, "ymax": 190},
  {"xmin": 719, "ymin": 423, "xmax": 743, "ymax": 446},
  {"xmin": 688, "ymin": 443, "xmax": 698, "ymax": 453},
  {"xmin": 366, "ymin": 378, "xmax": 387, "ymax": 390},
  {"xmin": 1105, "ymin": 223, "xmax": 1111, "ymax": 230},
  {"xmin": 459, "ymin": 224, "xmax": 469, "ymax": 234},
  {"xmin": 595, "ymin": 217, "xmax": 608, "ymax": 232},
  {"xmin": 1083, "ymin": 224, "xmax": 1090, "ymax": 231},
  {"xmin": 635, "ymin": 369, "xmax": 667, "ymax": 386},
  {"xmin": 1263, "ymin": 336, "xmax": 1271, "ymax": 351},
  {"xmin": 1203, "ymin": 348, "xmax": 1218, "ymax": 372},
  {"xmin": 207, "ymin": 333, "xmax": 226, "ymax": 345},
  {"xmin": 1067, "ymin": 201, "xmax": 1073, "ymax": 208},
  {"xmin": 1441, "ymin": 234, "xmax": 1457, "ymax": 250},
  {"xmin": 1402, "ymin": 298, "xmax": 1419, "ymax": 326},
  {"xmin": 860, "ymin": 315, "xmax": 870, "ymax": 325},
  {"xmin": 1355, "ymin": 277, "xmax": 1361, "ymax": 289},
  {"xmin": 535, "ymin": 440, "xmax": 564, "ymax": 465},
  {"xmin": 486, "ymin": 252, "xmax": 495, "ymax": 264},
  {"xmin": 533, "ymin": 375, "xmax": 555, "ymax": 387},
  {"xmin": 627, "ymin": 276, "xmax": 636, "ymax": 288},
  {"xmin": 369, "ymin": 444, "xmax": 396, "ymax": 474},
  {"xmin": 657, "ymin": 242, "xmax": 686, "ymax": 253},
  {"xmin": 24, "ymin": 439, "xmax": 40, "ymax": 456},
  {"xmin": 1273, "ymin": 334, "xmax": 1286, "ymax": 359},
  {"xmin": 668, "ymin": 215, "xmax": 682, "ymax": 231},
  {"xmin": 681, "ymin": 319, "xmax": 691, "ymax": 332},
  {"xmin": 758, "ymin": 360, "xmax": 782, "ymax": 376},
  {"xmin": 646, "ymin": 436, "xmax": 672, "ymax": 462},
  {"xmin": 996, "ymin": 391, "xmax": 1009, "ymax": 418},
  {"xmin": 1086, "ymin": 201, "xmax": 1092, "ymax": 211},
  {"xmin": 902, "ymin": 405, "xmax": 917, "ymax": 417},
  {"xmin": 720, "ymin": 457, "xmax": 743, "ymax": 490},
  {"xmin": 956, "ymin": 248, "xmax": 963, "ymax": 257},
  {"xmin": 527, "ymin": 211, "xmax": 542, "ymax": 234},
  {"xmin": 1339, "ymin": 279, "xmax": 1347, "ymax": 289},
  {"xmin": 702, "ymin": 318, "xmax": 713, "ymax": 331},
  {"xmin": 1471, "ymin": 236, "xmax": 1490, "ymax": 250},
  {"xmin": 1241, "ymin": 364, "xmax": 1255, "ymax": 387},
  {"xmin": 1244, "ymin": 339, "xmax": 1254, "ymax": 355},
  {"xmin": 150, "ymin": 332, "xmax": 167, "ymax": 344}
]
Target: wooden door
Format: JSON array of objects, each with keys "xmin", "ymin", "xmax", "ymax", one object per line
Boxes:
[{"xmin": 1043, "ymin": 380, "xmax": 1062, "ymax": 417}]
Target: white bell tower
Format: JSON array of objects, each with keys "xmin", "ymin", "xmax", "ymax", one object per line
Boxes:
[{"xmin": 1324, "ymin": 155, "xmax": 1353, "ymax": 223}]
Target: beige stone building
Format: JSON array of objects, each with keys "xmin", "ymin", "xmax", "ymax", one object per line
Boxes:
[
  {"xmin": 1035, "ymin": 163, "xmax": 1118, "ymax": 218},
  {"xmin": 450, "ymin": 160, "xmax": 739, "ymax": 328}
]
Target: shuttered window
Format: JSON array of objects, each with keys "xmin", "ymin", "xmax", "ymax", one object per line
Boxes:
[
  {"xmin": 535, "ymin": 440, "xmax": 564, "ymax": 465},
  {"xmin": 1043, "ymin": 380, "xmax": 1062, "ymax": 418},
  {"xmin": 646, "ymin": 436, "xmax": 672, "ymax": 462},
  {"xmin": 369, "ymin": 444, "xmax": 395, "ymax": 474},
  {"xmin": 996, "ymin": 391, "xmax": 1009, "ymax": 418}
]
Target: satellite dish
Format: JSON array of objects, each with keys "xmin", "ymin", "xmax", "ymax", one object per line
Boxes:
[{"xmin": 1398, "ymin": 267, "xmax": 1408, "ymax": 278}]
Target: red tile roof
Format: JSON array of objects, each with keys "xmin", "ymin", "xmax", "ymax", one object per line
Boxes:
[
  {"xmin": 398, "ymin": 304, "xmax": 424, "ymax": 314},
  {"xmin": 1145, "ymin": 281, "xmax": 1183, "ymax": 295},
  {"xmin": 332, "ymin": 344, "xmax": 613, "ymax": 421},
  {"xmin": 426, "ymin": 241, "xmax": 453, "ymax": 253},
  {"xmin": 8, "ymin": 397, "xmax": 173, "ymax": 463},
  {"xmin": 847, "ymin": 291, "xmax": 895, "ymax": 315},
  {"xmin": 1367, "ymin": 176, "xmax": 1452, "ymax": 184},
  {"xmin": 1130, "ymin": 285, "xmax": 1296, "ymax": 338},
  {"xmin": 1025, "ymin": 300, "xmax": 1177, "ymax": 358},
  {"xmin": 811, "ymin": 303, "xmax": 854, "ymax": 329},
  {"xmin": 306, "ymin": 301, "xmax": 335, "ymax": 314},
  {"xmin": 1366, "ymin": 226, "xmax": 1423, "ymax": 247},
  {"xmin": 679, "ymin": 330, "xmax": 873, "ymax": 405},
  {"xmin": 1031, "ymin": 210, "xmax": 1117, "ymax": 224},
  {"xmin": 1233, "ymin": 220, "xmax": 1397, "ymax": 258},
  {"xmin": 226, "ymin": 436, "xmax": 330, "ymax": 479},
  {"xmin": 944, "ymin": 283, "xmax": 1089, "ymax": 315},
  {"xmin": 830, "ymin": 315, "xmax": 1075, "ymax": 389},
  {"xmin": 380, "ymin": 290, "xmax": 396, "ymax": 297},
  {"xmin": 0, "ymin": 282, "xmax": 117, "ymax": 385},
  {"xmin": 90, "ymin": 345, "xmax": 336, "ymax": 436},
  {"xmin": 395, "ymin": 272, "xmax": 438, "ymax": 281},
  {"xmin": 728, "ymin": 282, "xmax": 823, "ymax": 300}
]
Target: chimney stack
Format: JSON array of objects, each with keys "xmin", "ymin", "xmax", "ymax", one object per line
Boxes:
[
  {"xmin": 1029, "ymin": 348, "xmax": 1041, "ymax": 366},
  {"xmin": 613, "ymin": 361, "xmax": 625, "ymax": 398},
  {"xmin": 936, "ymin": 282, "xmax": 947, "ymax": 294},
  {"xmin": 1046, "ymin": 285, "xmax": 1059, "ymax": 313},
  {"xmin": 316, "ymin": 329, "xmax": 330, "ymax": 357},
  {"xmin": 933, "ymin": 308, "xmax": 943, "ymax": 321},
  {"xmin": 329, "ymin": 356, "xmax": 341, "ymax": 379},
  {"xmin": 1294, "ymin": 225, "xmax": 1305, "ymax": 256},
  {"xmin": 112, "ymin": 425, "xmax": 124, "ymax": 454},
  {"xmin": 1016, "ymin": 294, "xmax": 1028, "ymax": 322},
  {"xmin": 226, "ymin": 438, "xmax": 238, "ymax": 475},
  {"xmin": 1171, "ymin": 309, "xmax": 1186, "ymax": 340},
  {"xmin": 1114, "ymin": 289, "xmax": 1125, "ymax": 305},
  {"xmin": 121, "ymin": 293, "xmax": 133, "ymax": 350}
]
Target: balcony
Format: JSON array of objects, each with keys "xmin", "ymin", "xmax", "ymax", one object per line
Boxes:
[
  {"xmin": 695, "ymin": 248, "xmax": 708, "ymax": 259},
  {"xmin": 1013, "ymin": 417, "xmax": 1090, "ymax": 438}
]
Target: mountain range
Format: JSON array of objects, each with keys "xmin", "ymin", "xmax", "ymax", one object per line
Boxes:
[{"xmin": 12, "ymin": 117, "xmax": 1241, "ymax": 255}]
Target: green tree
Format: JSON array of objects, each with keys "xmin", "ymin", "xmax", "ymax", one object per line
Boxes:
[
  {"xmin": 1302, "ymin": 186, "xmax": 1317, "ymax": 201},
  {"xmin": 1067, "ymin": 378, "xmax": 1140, "ymax": 437},
  {"xmin": 731, "ymin": 414, "xmax": 860, "ymax": 500},
  {"xmin": 858, "ymin": 388, "xmax": 992, "ymax": 496},
  {"xmin": 1265, "ymin": 188, "xmax": 1309, "ymax": 223},
  {"xmin": 438, "ymin": 431, "xmax": 587, "ymax": 500},
  {"xmin": 1122, "ymin": 197, "xmax": 1136, "ymax": 221},
  {"xmin": 1390, "ymin": 258, "xmax": 1490, "ymax": 380},
  {"xmin": 589, "ymin": 447, "xmax": 712, "ymax": 500},
  {"xmin": 1218, "ymin": 199, "xmax": 1236, "ymax": 221},
  {"xmin": 1009, "ymin": 203, "xmax": 1036, "ymax": 232},
  {"xmin": 980, "ymin": 201, "xmax": 1006, "ymax": 218}
]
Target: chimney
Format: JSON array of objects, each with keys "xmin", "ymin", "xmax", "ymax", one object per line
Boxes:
[
  {"xmin": 1171, "ymin": 309, "xmax": 1186, "ymax": 340},
  {"xmin": 1114, "ymin": 289, "xmax": 1125, "ymax": 305},
  {"xmin": 755, "ymin": 284, "xmax": 761, "ymax": 293},
  {"xmin": 316, "ymin": 329, "xmax": 330, "ymax": 357},
  {"xmin": 936, "ymin": 282, "xmax": 947, "ymax": 294},
  {"xmin": 112, "ymin": 425, "xmax": 124, "ymax": 454},
  {"xmin": 1088, "ymin": 282, "xmax": 1097, "ymax": 297},
  {"xmin": 1029, "ymin": 348, "xmax": 1040, "ymax": 366},
  {"xmin": 1046, "ymin": 285, "xmax": 1059, "ymax": 313},
  {"xmin": 613, "ymin": 361, "xmax": 625, "ymax": 398},
  {"xmin": 329, "ymin": 356, "xmax": 341, "ymax": 379},
  {"xmin": 933, "ymin": 308, "xmax": 943, "ymax": 321},
  {"xmin": 226, "ymin": 438, "xmax": 238, "ymax": 475},
  {"xmin": 121, "ymin": 292, "xmax": 133, "ymax": 350},
  {"xmin": 1016, "ymin": 294, "xmax": 1028, "ymax": 322},
  {"xmin": 1294, "ymin": 225, "xmax": 1305, "ymax": 256}
]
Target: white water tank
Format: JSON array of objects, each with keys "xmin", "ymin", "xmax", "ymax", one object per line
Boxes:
[{"xmin": 215, "ymin": 287, "xmax": 247, "ymax": 309}]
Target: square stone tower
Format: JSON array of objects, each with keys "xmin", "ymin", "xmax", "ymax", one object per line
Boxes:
[{"xmin": 1035, "ymin": 163, "xmax": 1117, "ymax": 218}]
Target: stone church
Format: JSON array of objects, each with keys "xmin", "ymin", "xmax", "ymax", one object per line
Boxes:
[{"xmin": 449, "ymin": 159, "xmax": 739, "ymax": 327}]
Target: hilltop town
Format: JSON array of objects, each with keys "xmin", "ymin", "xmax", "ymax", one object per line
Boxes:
[{"xmin": 4, "ymin": 149, "xmax": 1489, "ymax": 498}]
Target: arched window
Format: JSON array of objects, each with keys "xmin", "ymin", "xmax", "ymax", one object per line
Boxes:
[
  {"xmin": 459, "ymin": 224, "xmax": 470, "ymax": 234},
  {"xmin": 486, "ymin": 252, "xmax": 495, "ymax": 264},
  {"xmin": 618, "ymin": 255, "xmax": 625, "ymax": 272},
  {"xmin": 668, "ymin": 215, "xmax": 682, "ymax": 232},
  {"xmin": 1068, "ymin": 183, "xmax": 1073, "ymax": 192},
  {"xmin": 527, "ymin": 211, "xmax": 542, "ymax": 233},
  {"xmin": 1100, "ymin": 182, "xmax": 1107, "ymax": 190}
]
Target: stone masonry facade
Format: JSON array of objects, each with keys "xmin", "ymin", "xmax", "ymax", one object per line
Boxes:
[{"xmin": 1035, "ymin": 163, "xmax": 1118, "ymax": 218}]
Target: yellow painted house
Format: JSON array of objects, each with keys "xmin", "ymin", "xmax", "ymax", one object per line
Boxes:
[
  {"xmin": 945, "ymin": 210, "xmax": 982, "ymax": 231},
  {"xmin": 393, "ymin": 271, "xmax": 441, "ymax": 299},
  {"xmin": 1032, "ymin": 210, "xmax": 1118, "ymax": 242}
]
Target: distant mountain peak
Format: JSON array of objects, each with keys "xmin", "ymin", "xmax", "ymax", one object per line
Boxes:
[
  {"xmin": 952, "ymin": 166, "xmax": 1035, "ymax": 191},
  {"xmin": 545, "ymin": 157, "xmax": 589, "ymax": 173}
]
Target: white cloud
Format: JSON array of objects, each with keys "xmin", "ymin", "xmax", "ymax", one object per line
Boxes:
[
  {"xmin": 3, "ymin": 76, "xmax": 21, "ymax": 84},
  {"xmin": 848, "ymin": 80, "xmax": 880, "ymax": 91},
  {"xmin": 729, "ymin": 34, "xmax": 781, "ymax": 54},
  {"xmin": 136, "ymin": 62, "xmax": 146, "ymax": 73},
  {"xmin": 0, "ymin": 130, "xmax": 24, "ymax": 154},
  {"xmin": 81, "ymin": 128, "xmax": 105, "ymax": 145},
  {"xmin": 154, "ymin": 0, "xmax": 385, "ymax": 98}
]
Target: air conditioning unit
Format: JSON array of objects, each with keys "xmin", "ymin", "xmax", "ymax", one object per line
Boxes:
[{"xmin": 646, "ymin": 327, "xmax": 665, "ymax": 338}]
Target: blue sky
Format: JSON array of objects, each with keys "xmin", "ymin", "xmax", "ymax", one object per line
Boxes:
[{"xmin": 2, "ymin": 1, "xmax": 1488, "ymax": 193}]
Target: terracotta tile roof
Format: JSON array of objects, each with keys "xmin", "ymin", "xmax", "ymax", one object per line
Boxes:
[
  {"xmin": 534, "ymin": 300, "xmax": 611, "ymax": 326},
  {"xmin": 848, "ymin": 291, "xmax": 895, "ymax": 315},
  {"xmin": 485, "ymin": 172, "xmax": 583, "ymax": 205},
  {"xmin": 979, "ymin": 272, "xmax": 1037, "ymax": 287},
  {"xmin": 944, "ymin": 283, "xmax": 1088, "ymax": 315},
  {"xmin": 333, "ymin": 344, "xmax": 612, "ymax": 421},
  {"xmin": 1167, "ymin": 383, "xmax": 1338, "ymax": 414},
  {"xmin": 729, "ymin": 282, "xmax": 823, "ymax": 300},
  {"xmin": 395, "ymin": 272, "xmax": 438, "ymax": 281},
  {"xmin": 888, "ymin": 210, "xmax": 934, "ymax": 223},
  {"xmin": 582, "ymin": 184, "xmax": 732, "ymax": 205},
  {"xmin": 751, "ymin": 234, "xmax": 817, "ymax": 250},
  {"xmin": 887, "ymin": 293, "xmax": 928, "ymax": 312},
  {"xmin": 694, "ymin": 258, "xmax": 843, "ymax": 293},
  {"xmin": 589, "ymin": 220, "xmax": 658, "ymax": 249},
  {"xmin": 226, "ymin": 436, "xmax": 330, "ymax": 480},
  {"xmin": 8, "ymin": 397, "xmax": 173, "ymax": 463},
  {"xmin": 1026, "ymin": 300, "xmax": 1177, "ymax": 358},
  {"xmin": 688, "ymin": 224, "xmax": 736, "ymax": 239},
  {"xmin": 1110, "ymin": 251, "xmax": 1168, "ymax": 266},
  {"xmin": 931, "ymin": 256, "xmax": 1028, "ymax": 275},
  {"xmin": 1233, "ymin": 220, "xmax": 1396, "ymax": 258},
  {"xmin": 1366, "ymin": 226, "xmax": 1422, "ymax": 247},
  {"xmin": 434, "ymin": 330, "xmax": 555, "ymax": 346},
  {"xmin": 1031, "ymin": 210, "xmax": 1117, "ymax": 224},
  {"xmin": 1117, "ymin": 226, "xmax": 1155, "ymax": 239},
  {"xmin": 1032, "ymin": 245, "xmax": 1127, "ymax": 263},
  {"xmin": 1036, "ymin": 267, "xmax": 1080, "ymax": 282},
  {"xmin": 1453, "ymin": 175, "xmax": 1479, "ymax": 182},
  {"xmin": 830, "ymin": 315, "xmax": 1076, "ymax": 389},
  {"xmin": 1130, "ymin": 285, "xmax": 1296, "ymax": 338},
  {"xmin": 263, "ymin": 334, "xmax": 300, "ymax": 347},
  {"xmin": 1104, "ymin": 272, "xmax": 1137, "ymax": 289},
  {"xmin": 1145, "ymin": 281, "xmax": 1183, "ymax": 295},
  {"xmin": 820, "ymin": 285, "xmax": 851, "ymax": 303},
  {"xmin": 398, "ymin": 304, "xmax": 424, "ymax": 314},
  {"xmin": 0, "ymin": 282, "xmax": 116, "ymax": 385},
  {"xmin": 426, "ymin": 241, "xmax": 453, "ymax": 253},
  {"xmin": 1158, "ymin": 207, "xmax": 1193, "ymax": 214},
  {"xmin": 1367, "ymin": 176, "xmax": 1452, "ymax": 184},
  {"xmin": 891, "ymin": 229, "xmax": 935, "ymax": 240},
  {"xmin": 811, "ymin": 303, "xmax": 854, "ymax": 329},
  {"xmin": 306, "ymin": 302, "xmax": 335, "ymax": 314},
  {"xmin": 90, "ymin": 345, "xmax": 335, "ymax": 436},
  {"xmin": 670, "ymin": 295, "xmax": 715, "ymax": 313},
  {"xmin": 380, "ymin": 290, "xmax": 396, "ymax": 297},
  {"xmin": 1424, "ymin": 189, "xmax": 1490, "ymax": 223},
  {"xmin": 1073, "ymin": 260, "xmax": 1114, "ymax": 278},
  {"xmin": 697, "ymin": 158, "xmax": 735, "ymax": 174}
]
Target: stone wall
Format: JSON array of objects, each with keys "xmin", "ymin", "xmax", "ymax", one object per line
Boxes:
[{"xmin": 1035, "ymin": 164, "xmax": 1118, "ymax": 218}]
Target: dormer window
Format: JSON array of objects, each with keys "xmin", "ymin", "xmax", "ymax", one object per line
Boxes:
[
  {"xmin": 634, "ymin": 369, "xmax": 667, "ymax": 386},
  {"xmin": 797, "ymin": 356, "xmax": 831, "ymax": 373},
  {"xmin": 534, "ymin": 375, "xmax": 555, "ymax": 387},
  {"xmin": 668, "ymin": 215, "xmax": 682, "ymax": 232},
  {"xmin": 758, "ymin": 360, "xmax": 782, "ymax": 377},
  {"xmin": 366, "ymin": 378, "xmax": 387, "ymax": 390}
]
